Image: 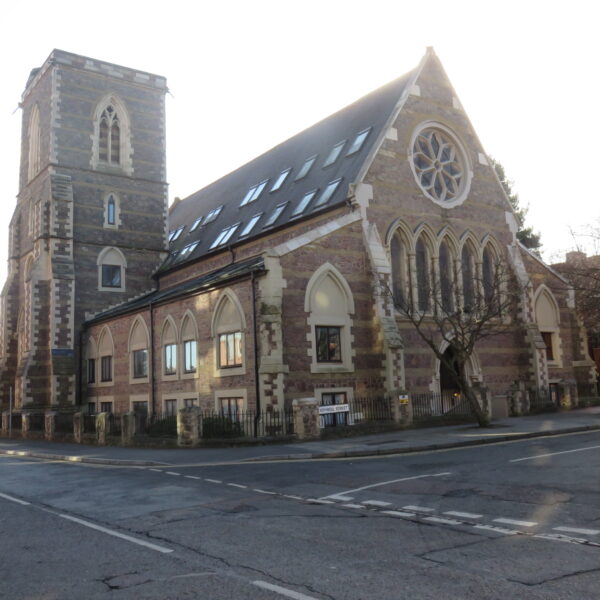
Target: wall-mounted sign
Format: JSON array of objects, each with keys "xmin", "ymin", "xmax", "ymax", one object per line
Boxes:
[
  {"xmin": 398, "ymin": 394, "xmax": 409, "ymax": 404},
  {"xmin": 319, "ymin": 404, "xmax": 350, "ymax": 415}
]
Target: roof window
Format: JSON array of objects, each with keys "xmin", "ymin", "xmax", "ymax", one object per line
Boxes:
[
  {"xmin": 210, "ymin": 223, "xmax": 240, "ymax": 249},
  {"xmin": 263, "ymin": 203, "xmax": 288, "ymax": 228},
  {"xmin": 239, "ymin": 213, "xmax": 262, "ymax": 237},
  {"xmin": 180, "ymin": 241, "xmax": 200, "ymax": 257},
  {"xmin": 169, "ymin": 226, "xmax": 184, "ymax": 242},
  {"xmin": 204, "ymin": 206, "xmax": 223, "ymax": 225},
  {"xmin": 294, "ymin": 155, "xmax": 317, "ymax": 181},
  {"xmin": 292, "ymin": 190, "xmax": 317, "ymax": 217},
  {"xmin": 313, "ymin": 179, "xmax": 342, "ymax": 208},
  {"xmin": 240, "ymin": 179, "xmax": 269, "ymax": 206},
  {"xmin": 189, "ymin": 217, "xmax": 203, "ymax": 232},
  {"xmin": 323, "ymin": 141, "xmax": 346, "ymax": 167},
  {"xmin": 270, "ymin": 169, "xmax": 291, "ymax": 192},
  {"xmin": 347, "ymin": 128, "xmax": 371, "ymax": 156}
]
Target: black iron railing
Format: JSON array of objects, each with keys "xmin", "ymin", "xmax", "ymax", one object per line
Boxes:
[
  {"xmin": 29, "ymin": 413, "xmax": 45, "ymax": 432},
  {"xmin": 10, "ymin": 413, "xmax": 22, "ymax": 431},
  {"xmin": 199, "ymin": 409, "xmax": 295, "ymax": 439},
  {"xmin": 83, "ymin": 415, "xmax": 96, "ymax": 434},
  {"xmin": 528, "ymin": 387, "xmax": 559, "ymax": 413},
  {"xmin": 55, "ymin": 413, "xmax": 73, "ymax": 434},
  {"xmin": 108, "ymin": 413, "xmax": 122, "ymax": 436},
  {"xmin": 411, "ymin": 392, "xmax": 475, "ymax": 422}
]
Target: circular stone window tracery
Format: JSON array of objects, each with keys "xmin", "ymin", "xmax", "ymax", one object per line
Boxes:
[{"xmin": 411, "ymin": 126, "xmax": 469, "ymax": 205}]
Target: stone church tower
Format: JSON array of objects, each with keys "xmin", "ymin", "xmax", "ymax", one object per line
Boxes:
[{"xmin": 0, "ymin": 50, "xmax": 168, "ymax": 410}]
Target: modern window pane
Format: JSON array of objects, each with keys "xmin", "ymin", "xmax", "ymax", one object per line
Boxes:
[
  {"xmin": 87, "ymin": 358, "xmax": 96, "ymax": 383},
  {"xmin": 102, "ymin": 265, "xmax": 121, "ymax": 288},
  {"xmin": 165, "ymin": 399, "xmax": 177, "ymax": 416},
  {"xmin": 347, "ymin": 128, "xmax": 370, "ymax": 155},
  {"xmin": 184, "ymin": 340, "xmax": 197, "ymax": 372},
  {"xmin": 133, "ymin": 349, "xmax": 148, "ymax": 378},
  {"xmin": 316, "ymin": 326, "xmax": 342, "ymax": 362},
  {"xmin": 101, "ymin": 401, "xmax": 113, "ymax": 413},
  {"xmin": 323, "ymin": 141, "xmax": 345, "ymax": 167},
  {"xmin": 218, "ymin": 332, "xmax": 243, "ymax": 367},
  {"xmin": 292, "ymin": 190, "xmax": 316, "ymax": 216},
  {"xmin": 263, "ymin": 203, "xmax": 287, "ymax": 228},
  {"xmin": 271, "ymin": 169, "xmax": 290, "ymax": 192},
  {"xmin": 313, "ymin": 179, "xmax": 341, "ymax": 208},
  {"xmin": 164, "ymin": 343, "xmax": 177, "ymax": 374},
  {"xmin": 295, "ymin": 155, "xmax": 317, "ymax": 181}
]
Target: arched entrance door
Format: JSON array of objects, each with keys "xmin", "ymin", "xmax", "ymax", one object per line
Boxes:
[{"xmin": 439, "ymin": 346, "xmax": 462, "ymax": 412}]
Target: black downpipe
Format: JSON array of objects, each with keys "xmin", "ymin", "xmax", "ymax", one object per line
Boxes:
[
  {"xmin": 149, "ymin": 301, "xmax": 156, "ymax": 416},
  {"xmin": 77, "ymin": 328, "xmax": 83, "ymax": 406},
  {"xmin": 251, "ymin": 271, "xmax": 261, "ymax": 437}
]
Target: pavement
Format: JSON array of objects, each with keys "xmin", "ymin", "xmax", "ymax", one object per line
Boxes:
[{"xmin": 1, "ymin": 407, "xmax": 600, "ymax": 467}]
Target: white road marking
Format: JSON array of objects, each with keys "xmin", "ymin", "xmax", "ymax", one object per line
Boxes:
[
  {"xmin": 424, "ymin": 516, "xmax": 462, "ymax": 525},
  {"xmin": 165, "ymin": 471, "xmax": 181, "ymax": 476},
  {"xmin": 535, "ymin": 533, "xmax": 586, "ymax": 544},
  {"xmin": 253, "ymin": 488, "xmax": 276, "ymax": 495},
  {"xmin": 323, "ymin": 472, "xmax": 451, "ymax": 500},
  {"xmin": 0, "ymin": 492, "xmax": 31, "ymax": 506},
  {"xmin": 553, "ymin": 526, "xmax": 600, "ymax": 536},
  {"xmin": 494, "ymin": 518, "xmax": 537, "ymax": 528},
  {"xmin": 59, "ymin": 514, "xmax": 174, "ymax": 553},
  {"xmin": 253, "ymin": 580, "xmax": 319, "ymax": 600},
  {"xmin": 184, "ymin": 475, "xmax": 202, "ymax": 480},
  {"xmin": 149, "ymin": 468, "xmax": 162, "ymax": 472},
  {"xmin": 342, "ymin": 503, "xmax": 366, "ymax": 509},
  {"xmin": 510, "ymin": 444, "xmax": 600, "ymax": 463},
  {"xmin": 382, "ymin": 510, "xmax": 416, "ymax": 518},
  {"xmin": 227, "ymin": 483, "xmax": 247, "ymax": 489},
  {"xmin": 205, "ymin": 478, "xmax": 222, "ymax": 484},
  {"xmin": 326, "ymin": 494, "xmax": 354, "ymax": 501},
  {"xmin": 307, "ymin": 498, "xmax": 334, "ymax": 504},
  {"xmin": 402, "ymin": 505, "xmax": 435, "ymax": 512},
  {"xmin": 474, "ymin": 524, "xmax": 518, "ymax": 535},
  {"xmin": 444, "ymin": 511, "xmax": 483, "ymax": 519},
  {"xmin": 283, "ymin": 494, "xmax": 302, "ymax": 500},
  {"xmin": 362, "ymin": 500, "xmax": 392, "ymax": 507}
]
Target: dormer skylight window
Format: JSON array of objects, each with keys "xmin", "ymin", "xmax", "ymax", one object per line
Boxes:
[
  {"xmin": 294, "ymin": 155, "xmax": 317, "ymax": 181},
  {"xmin": 239, "ymin": 213, "xmax": 262, "ymax": 237},
  {"xmin": 270, "ymin": 169, "xmax": 291, "ymax": 192},
  {"xmin": 169, "ymin": 226, "xmax": 184, "ymax": 242},
  {"xmin": 323, "ymin": 141, "xmax": 346, "ymax": 167},
  {"xmin": 180, "ymin": 241, "xmax": 199, "ymax": 257},
  {"xmin": 210, "ymin": 223, "xmax": 240, "ymax": 249},
  {"xmin": 189, "ymin": 217, "xmax": 203, "ymax": 232},
  {"xmin": 313, "ymin": 178, "xmax": 342, "ymax": 208},
  {"xmin": 204, "ymin": 205, "xmax": 223, "ymax": 225},
  {"xmin": 263, "ymin": 203, "xmax": 287, "ymax": 228},
  {"xmin": 292, "ymin": 190, "xmax": 317, "ymax": 217},
  {"xmin": 240, "ymin": 179, "xmax": 269, "ymax": 206},
  {"xmin": 347, "ymin": 128, "xmax": 371, "ymax": 156}
]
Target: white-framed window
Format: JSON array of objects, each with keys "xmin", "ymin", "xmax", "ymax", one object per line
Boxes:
[
  {"xmin": 295, "ymin": 155, "xmax": 317, "ymax": 180},
  {"xmin": 270, "ymin": 169, "xmax": 291, "ymax": 192},
  {"xmin": 97, "ymin": 327, "xmax": 114, "ymax": 386},
  {"xmin": 161, "ymin": 317, "xmax": 178, "ymax": 379},
  {"xmin": 347, "ymin": 128, "xmax": 371, "ymax": 156},
  {"xmin": 180, "ymin": 312, "xmax": 198, "ymax": 379},
  {"xmin": 128, "ymin": 316, "xmax": 150, "ymax": 383},
  {"xmin": 323, "ymin": 141, "xmax": 346, "ymax": 167},
  {"xmin": 240, "ymin": 180, "xmax": 269, "ymax": 206},
  {"xmin": 313, "ymin": 178, "xmax": 342, "ymax": 208},
  {"xmin": 212, "ymin": 290, "xmax": 246, "ymax": 377}
]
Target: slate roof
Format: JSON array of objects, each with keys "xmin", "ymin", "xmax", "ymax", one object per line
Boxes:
[
  {"xmin": 87, "ymin": 256, "xmax": 265, "ymax": 324},
  {"xmin": 160, "ymin": 69, "xmax": 414, "ymax": 273}
]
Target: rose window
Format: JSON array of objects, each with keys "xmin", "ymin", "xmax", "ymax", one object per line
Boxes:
[{"xmin": 412, "ymin": 128, "xmax": 465, "ymax": 202}]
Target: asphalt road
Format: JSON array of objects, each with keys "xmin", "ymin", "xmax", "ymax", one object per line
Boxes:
[{"xmin": 1, "ymin": 431, "xmax": 600, "ymax": 599}]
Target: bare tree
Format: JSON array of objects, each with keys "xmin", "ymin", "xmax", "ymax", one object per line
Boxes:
[{"xmin": 386, "ymin": 258, "xmax": 521, "ymax": 427}]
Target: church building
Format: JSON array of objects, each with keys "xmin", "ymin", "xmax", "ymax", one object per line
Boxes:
[{"xmin": 0, "ymin": 48, "xmax": 595, "ymax": 419}]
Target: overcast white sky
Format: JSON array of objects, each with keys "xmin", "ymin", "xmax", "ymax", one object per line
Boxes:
[{"xmin": 1, "ymin": 0, "xmax": 598, "ymax": 286}]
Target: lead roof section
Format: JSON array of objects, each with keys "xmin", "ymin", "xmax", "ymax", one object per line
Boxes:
[{"xmin": 161, "ymin": 70, "xmax": 413, "ymax": 273}]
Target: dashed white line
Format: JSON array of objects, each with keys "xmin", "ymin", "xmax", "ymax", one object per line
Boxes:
[
  {"xmin": 165, "ymin": 471, "xmax": 181, "ymax": 476},
  {"xmin": 553, "ymin": 526, "xmax": 600, "ymax": 536},
  {"xmin": 443, "ymin": 511, "xmax": 482, "ymax": 519},
  {"xmin": 342, "ymin": 503, "xmax": 366, "ymax": 509},
  {"xmin": 253, "ymin": 580, "xmax": 319, "ymax": 600},
  {"xmin": 205, "ymin": 479, "xmax": 222, "ymax": 484},
  {"xmin": 283, "ymin": 494, "xmax": 302, "ymax": 500},
  {"xmin": 323, "ymin": 472, "xmax": 452, "ymax": 500},
  {"xmin": 494, "ymin": 518, "xmax": 537, "ymax": 528},
  {"xmin": 184, "ymin": 475, "xmax": 202, "ymax": 480},
  {"xmin": 510, "ymin": 444, "xmax": 600, "ymax": 463},
  {"xmin": 253, "ymin": 488, "xmax": 276, "ymax": 495},
  {"xmin": 362, "ymin": 500, "xmax": 392, "ymax": 507},
  {"xmin": 227, "ymin": 483, "xmax": 247, "ymax": 489},
  {"xmin": 59, "ymin": 514, "xmax": 174, "ymax": 553},
  {"xmin": 402, "ymin": 505, "xmax": 435, "ymax": 512},
  {"xmin": 382, "ymin": 510, "xmax": 416, "ymax": 518},
  {"xmin": 0, "ymin": 492, "xmax": 30, "ymax": 506},
  {"xmin": 149, "ymin": 468, "xmax": 162, "ymax": 472},
  {"xmin": 424, "ymin": 516, "xmax": 462, "ymax": 525},
  {"xmin": 474, "ymin": 524, "xmax": 518, "ymax": 535},
  {"xmin": 326, "ymin": 494, "xmax": 354, "ymax": 501},
  {"xmin": 307, "ymin": 498, "xmax": 334, "ymax": 504}
]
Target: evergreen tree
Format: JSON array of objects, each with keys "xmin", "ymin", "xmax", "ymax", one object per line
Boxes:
[{"xmin": 491, "ymin": 158, "xmax": 542, "ymax": 253}]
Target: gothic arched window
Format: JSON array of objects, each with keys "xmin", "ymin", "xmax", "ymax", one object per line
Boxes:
[
  {"xmin": 482, "ymin": 246, "xmax": 496, "ymax": 305},
  {"xmin": 415, "ymin": 237, "xmax": 431, "ymax": 312},
  {"xmin": 390, "ymin": 232, "xmax": 409, "ymax": 310},
  {"xmin": 461, "ymin": 244, "xmax": 476, "ymax": 311},
  {"xmin": 28, "ymin": 105, "xmax": 41, "ymax": 181},
  {"xmin": 439, "ymin": 241, "xmax": 454, "ymax": 313},
  {"xmin": 99, "ymin": 105, "xmax": 120, "ymax": 164}
]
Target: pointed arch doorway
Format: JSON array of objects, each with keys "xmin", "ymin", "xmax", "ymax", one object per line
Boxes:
[{"xmin": 439, "ymin": 346, "xmax": 462, "ymax": 412}]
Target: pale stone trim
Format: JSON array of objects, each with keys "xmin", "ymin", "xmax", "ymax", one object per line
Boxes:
[
  {"xmin": 180, "ymin": 310, "xmax": 199, "ymax": 381},
  {"xmin": 211, "ymin": 289, "xmax": 247, "ymax": 378}
]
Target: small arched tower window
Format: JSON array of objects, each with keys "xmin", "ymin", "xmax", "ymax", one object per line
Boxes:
[
  {"xmin": 28, "ymin": 104, "xmax": 41, "ymax": 181},
  {"xmin": 92, "ymin": 96, "xmax": 132, "ymax": 175},
  {"xmin": 104, "ymin": 193, "xmax": 120, "ymax": 228},
  {"xmin": 97, "ymin": 247, "xmax": 127, "ymax": 292}
]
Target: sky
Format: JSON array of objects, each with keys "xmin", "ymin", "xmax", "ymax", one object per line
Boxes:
[{"xmin": 1, "ymin": 0, "xmax": 598, "ymax": 286}]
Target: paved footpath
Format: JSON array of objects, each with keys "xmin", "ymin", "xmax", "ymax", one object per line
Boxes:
[{"xmin": 1, "ymin": 407, "xmax": 600, "ymax": 467}]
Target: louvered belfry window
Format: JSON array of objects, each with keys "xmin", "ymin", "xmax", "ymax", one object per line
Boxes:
[{"xmin": 99, "ymin": 105, "xmax": 120, "ymax": 164}]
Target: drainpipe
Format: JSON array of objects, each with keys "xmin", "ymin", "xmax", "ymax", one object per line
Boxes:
[
  {"xmin": 77, "ymin": 328, "xmax": 83, "ymax": 406},
  {"xmin": 251, "ymin": 271, "xmax": 261, "ymax": 437},
  {"xmin": 149, "ymin": 301, "xmax": 156, "ymax": 416}
]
